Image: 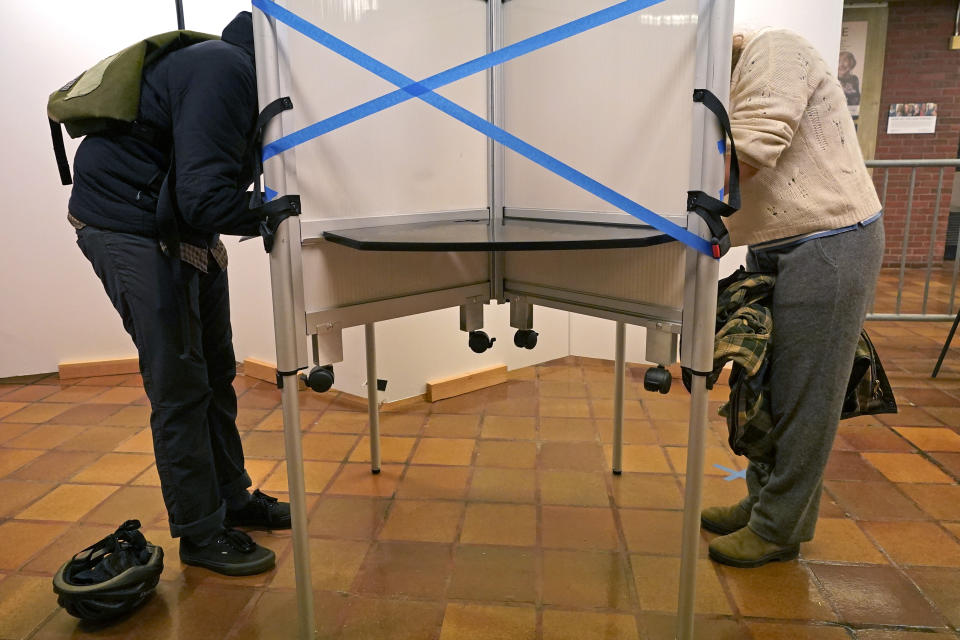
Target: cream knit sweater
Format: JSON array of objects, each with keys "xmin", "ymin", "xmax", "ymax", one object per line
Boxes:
[{"xmin": 727, "ymin": 29, "xmax": 881, "ymax": 247}]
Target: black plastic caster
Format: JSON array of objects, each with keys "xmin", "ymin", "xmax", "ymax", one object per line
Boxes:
[
  {"xmin": 513, "ymin": 329, "xmax": 539, "ymax": 350},
  {"xmin": 468, "ymin": 330, "xmax": 496, "ymax": 354},
  {"xmin": 302, "ymin": 365, "xmax": 334, "ymax": 393},
  {"xmin": 643, "ymin": 366, "xmax": 672, "ymax": 394}
]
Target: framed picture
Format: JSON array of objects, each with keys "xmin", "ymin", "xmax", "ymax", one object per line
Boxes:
[{"xmin": 887, "ymin": 103, "xmax": 938, "ymax": 134}]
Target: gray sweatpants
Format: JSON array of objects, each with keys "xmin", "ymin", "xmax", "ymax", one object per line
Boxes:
[{"xmin": 738, "ymin": 218, "xmax": 884, "ymax": 545}]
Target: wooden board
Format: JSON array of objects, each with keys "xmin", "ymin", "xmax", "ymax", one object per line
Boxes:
[
  {"xmin": 243, "ymin": 358, "xmax": 278, "ymax": 385},
  {"xmin": 58, "ymin": 357, "xmax": 139, "ymax": 380},
  {"xmin": 243, "ymin": 358, "xmax": 308, "ymax": 391},
  {"xmin": 426, "ymin": 365, "xmax": 508, "ymax": 402}
]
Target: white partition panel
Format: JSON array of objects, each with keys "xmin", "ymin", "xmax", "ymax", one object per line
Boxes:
[
  {"xmin": 501, "ymin": 0, "xmax": 698, "ymax": 320},
  {"xmin": 506, "ymin": 244, "xmax": 687, "ymax": 315},
  {"xmin": 503, "ymin": 0, "xmax": 698, "ymax": 218},
  {"xmin": 265, "ymin": 0, "xmax": 492, "ymax": 321},
  {"xmin": 302, "ymin": 245, "xmax": 488, "ymax": 313},
  {"xmin": 287, "ymin": 0, "xmax": 488, "ymax": 221}
]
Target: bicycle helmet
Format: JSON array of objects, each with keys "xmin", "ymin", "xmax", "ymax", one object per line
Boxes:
[{"xmin": 53, "ymin": 519, "xmax": 164, "ymax": 622}]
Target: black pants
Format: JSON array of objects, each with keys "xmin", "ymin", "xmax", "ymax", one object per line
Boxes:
[{"xmin": 76, "ymin": 225, "xmax": 250, "ymax": 539}]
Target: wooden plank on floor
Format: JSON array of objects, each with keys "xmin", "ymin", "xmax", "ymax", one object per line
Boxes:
[
  {"xmin": 243, "ymin": 358, "xmax": 278, "ymax": 384},
  {"xmin": 382, "ymin": 394, "xmax": 426, "ymax": 412},
  {"xmin": 334, "ymin": 389, "xmax": 426, "ymax": 412},
  {"xmin": 58, "ymin": 357, "xmax": 140, "ymax": 380},
  {"xmin": 426, "ymin": 364, "xmax": 508, "ymax": 403},
  {"xmin": 243, "ymin": 358, "xmax": 307, "ymax": 391}
]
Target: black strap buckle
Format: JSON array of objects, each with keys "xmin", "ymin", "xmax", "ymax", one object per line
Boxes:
[
  {"xmin": 687, "ymin": 191, "xmax": 732, "ymax": 259},
  {"xmin": 256, "ymin": 194, "xmax": 302, "ymax": 253}
]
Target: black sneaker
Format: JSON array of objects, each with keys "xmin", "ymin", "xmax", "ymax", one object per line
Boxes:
[
  {"xmin": 179, "ymin": 528, "xmax": 275, "ymax": 576},
  {"xmin": 224, "ymin": 489, "xmax": 292, "ymax": 530}
]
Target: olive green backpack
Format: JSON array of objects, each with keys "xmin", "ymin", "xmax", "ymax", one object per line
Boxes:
[{"xmin": 47, "ymin": 30, "xmax": 217, "ymax": 185}]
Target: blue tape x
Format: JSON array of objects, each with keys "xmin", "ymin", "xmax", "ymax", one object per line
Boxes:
[{"xmin": 252, "ymin": 0, "xmax": 714, "ymax": 256}]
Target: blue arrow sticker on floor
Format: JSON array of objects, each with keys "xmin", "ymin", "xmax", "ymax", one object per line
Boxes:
[{"xmin": 713, "ymin": 464, "xmax": 746, "ymax": 481}]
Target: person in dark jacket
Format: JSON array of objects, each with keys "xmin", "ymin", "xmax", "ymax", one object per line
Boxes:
[{"xmin": 69, "ymin": 11, "xmax": 288, "ymax": 577}]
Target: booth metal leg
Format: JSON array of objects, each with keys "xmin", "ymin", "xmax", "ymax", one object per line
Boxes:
[
  {"xmin": 278, "ymin": 378, "xmax": 316, "ymax": 640},
  {"xmin": 365, "ymin": 323, "xmax": 382, "ymax": 473},
  {"xmin": 612, "ymin": 321, "xmax": 626, "ymax": 475},
  {"xmin": 676, "ymin": 251, "xmax": 720, "ymax": 640}
]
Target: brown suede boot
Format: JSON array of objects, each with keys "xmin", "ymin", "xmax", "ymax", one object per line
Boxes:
[
  {"xmin": 700, "ymin": 503, "xmax": 751, "ymax": 535},
  {"xmin": 708, "ymin": 527, "xmax": 800, "ymax": 568}
]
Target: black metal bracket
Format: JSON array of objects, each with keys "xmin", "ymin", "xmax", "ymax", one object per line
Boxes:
[{"xmin": 276, "ymin": 366, "xmax": 308, "ymax": 389}]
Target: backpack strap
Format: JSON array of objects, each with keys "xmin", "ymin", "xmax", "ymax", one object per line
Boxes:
[
  {"xmin": 50, "ymin": 118, "xmax": 168, "ymax": 187},
  {"xmin": 156, "ymin": 156, "xmax": 193, "ymax": 359},
  {"xmin": 50, "ymin": 119, "xmax": 73, "ymax": 185},
  {"xmin": 687, "ymin": 88, "xmax": 741, "ymax": 258}
]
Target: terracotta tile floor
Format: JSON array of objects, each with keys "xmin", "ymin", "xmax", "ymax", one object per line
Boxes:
[{"xmin": 2, "ymin": 304, "xmax": 960, "ymax": 637}]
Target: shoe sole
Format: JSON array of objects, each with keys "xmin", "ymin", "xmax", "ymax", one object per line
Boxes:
[
  {"xmin": 222, "ymin": 519, "xmax": 292, "ymax": 532},
  {"xmin": 179, "ymin": 553, "xmax": 276, "ymax": 576},
  {"xmin": 700, "ymin": 516, "xmax": 746, "ymax": 536},
  {"xmin": 708, "ymin": 545, "xmax": 800, "ymax": 568}
]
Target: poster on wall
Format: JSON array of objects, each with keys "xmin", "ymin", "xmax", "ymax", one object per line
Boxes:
[
  {"xmin": 887, "ymin": 103, "xmax": 938, "ymax": 134},
  {"xmin": 839, "ymin": 21, "xmax": 868, "ymax": 120}
]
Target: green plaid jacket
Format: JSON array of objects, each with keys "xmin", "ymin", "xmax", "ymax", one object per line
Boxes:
[
  {"xmin": 705, "ymin": 270, "xmax": 776, "ymax": 463},
  {"xmin": 706, "ymin": 269, "xmax": 896, "ymax": 465}
]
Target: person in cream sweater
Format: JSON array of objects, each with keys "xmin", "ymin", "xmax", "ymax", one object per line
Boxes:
[{"xmin": 700, "ymin": 28, "xmax": 885, "ymax": 568}]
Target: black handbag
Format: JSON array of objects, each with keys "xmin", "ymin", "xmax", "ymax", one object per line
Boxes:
[{"xmin": 841, "ymin": 329, "xmax": 898, "ymax": 420}]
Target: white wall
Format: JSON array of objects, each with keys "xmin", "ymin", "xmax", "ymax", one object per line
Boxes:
[
  {"xmin": 0, "ymin": 2, "xmax": 249, "ymax": 378},
  {"xmin": 733, "ymin": 0, "xmax": 843, "ymax": 68}
]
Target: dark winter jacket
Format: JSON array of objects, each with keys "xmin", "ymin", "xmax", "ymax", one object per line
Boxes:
[{"xmin": 68, "ymin": 12, "xmax": 260, "ymax": 246}]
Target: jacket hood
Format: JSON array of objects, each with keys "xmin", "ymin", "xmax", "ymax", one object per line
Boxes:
[{"xmin": 222, "ymin": 11, "xmax": 255, "ymax": 59}]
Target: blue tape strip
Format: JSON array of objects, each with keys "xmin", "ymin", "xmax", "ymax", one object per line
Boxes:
[
  {"xmin": 717, "ymin": 139, "xmax": 726, "ymax": 155},
  {"xmin": 253, "ymin": 0, "xmax": 713, "ymax": 256},
  {"xmin": 261, "ymin": 0, "xmax": 666, "ymax": 161}
]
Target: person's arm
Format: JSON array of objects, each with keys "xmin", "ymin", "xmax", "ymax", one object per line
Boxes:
[
  {"xmin": 740, "ymin": 160, "xmax": 759, "ymax": 182},
  {"xmin": 729, "ymin": 31, "xmax": 815, "ymax": 173},
  {"xmin": 169, "ymin": 51, "xmax": 260, "ymax": 236}
]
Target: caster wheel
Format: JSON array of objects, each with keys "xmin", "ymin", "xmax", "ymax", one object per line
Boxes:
[
  {"xmin": 468, "ymin": 330, "xmax": 496, "ymax": 354},
  {"xmin": 302, "ymin": 365, "xmax": 334, "ymax": 393},
  {"xmin": 643, "ymin": 366, "xmax": 672, "ymax": 394},
  {"xmin": 513, "ymin": 329, "xmax": 539, "ymax": 350}
]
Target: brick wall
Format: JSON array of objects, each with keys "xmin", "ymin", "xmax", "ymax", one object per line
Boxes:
[{"xmin": 873, "ymin": 0, "xmax": 960, "ymax": 267}]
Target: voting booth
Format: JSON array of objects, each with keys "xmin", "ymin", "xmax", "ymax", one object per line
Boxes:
[{"xmin": 251, "ymin": 0, "xmax": 734, "ymax": 637}]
